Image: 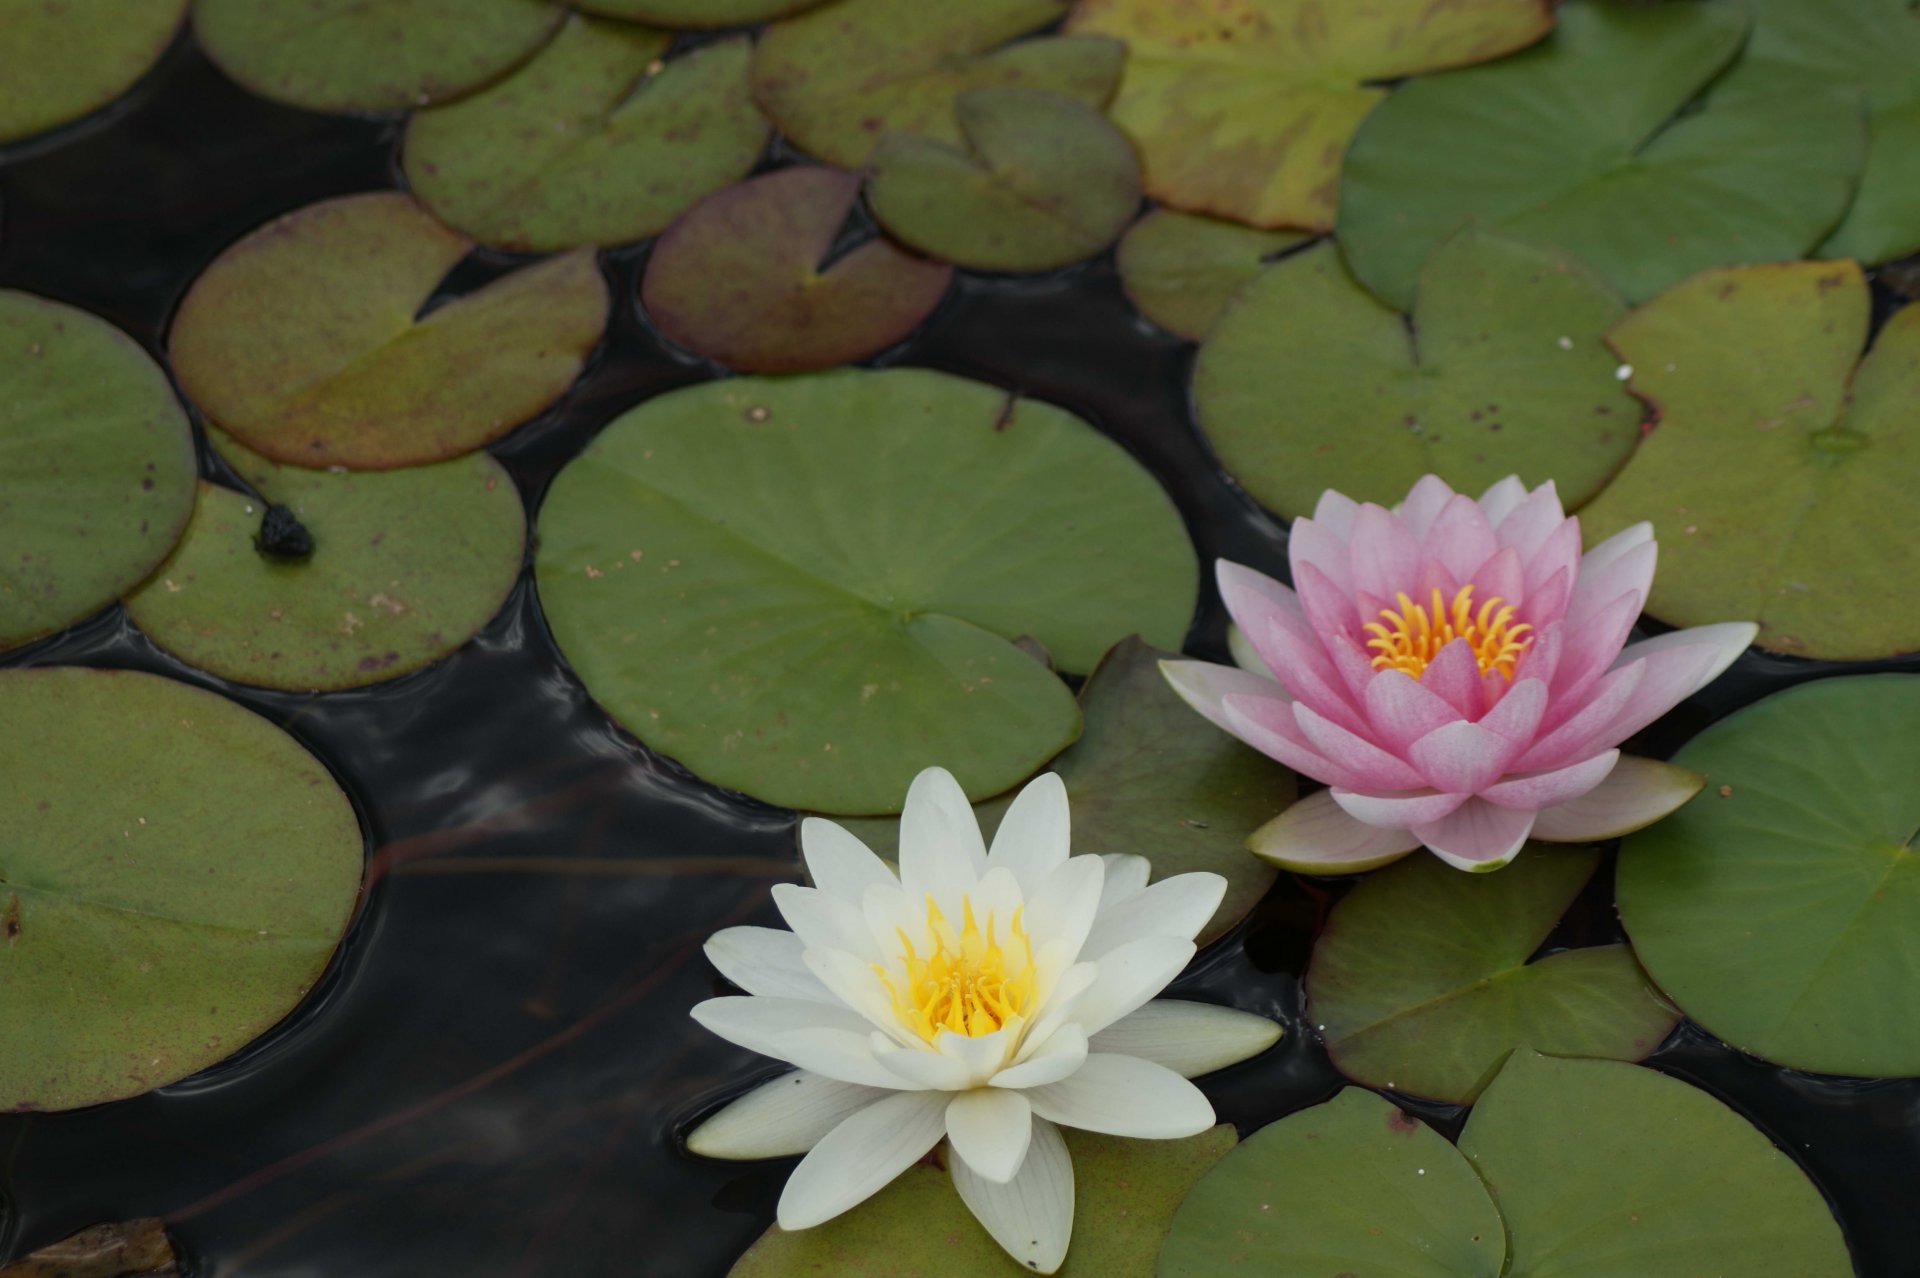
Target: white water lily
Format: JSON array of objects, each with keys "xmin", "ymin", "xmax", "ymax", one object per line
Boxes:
[{"xmin": 687, "ymin": 766, "xmax": 1281, "ymax": 1273}]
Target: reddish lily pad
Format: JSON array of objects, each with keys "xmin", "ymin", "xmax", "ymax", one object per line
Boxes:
[
  {"xmin": 576, "ymin": 0, "xmax": 827, "ymax": 23},
  {"xmin": 640, "ymin": 167, "xmax": 951, "ymax": 372},
  {"xmin": 1115, "ymin": 209, "xmax": 1311, "ymax": 341},
  {"xmin": 0, "ymin": 0, "xmax": 188, "ymax": 143},
  {"xmin": 125, "ymin": 431, "xmax": 525, "ymax": 692},
  {"xmin": 0, "ymin": 666, "xmax": 363, "ymax": 1112},
  {"xmin": 0, "ymin": 291, "xmax": 196, "ymax": 651},
  {"xmin": 168, "ymin": 192, "xmax": 607, "ymax": 470},
  {"xmin": 1064, "ymin": 0, "xmax": 1553, "ymax": 231},
  {"xmin": 403, "ymin": 19, "xmax": 768, "ymax": 253},
  {"xmin": 751, "ymin": 0, "xmax": 1124, "ymax": 169}
]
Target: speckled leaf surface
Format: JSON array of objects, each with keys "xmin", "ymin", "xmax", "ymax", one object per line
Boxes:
[
  {"xmin": 1115, "ymin": 209, "xmax": 1311, "ymax": 341},
  {"xmin": 0, "ymin": 0, "xmax": 188, "ymax": 143}
]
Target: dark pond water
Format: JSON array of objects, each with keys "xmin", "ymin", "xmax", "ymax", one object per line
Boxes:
[{"xmin": 3, "ymin": 27, "xmax": 1920, "ymax": 1278}]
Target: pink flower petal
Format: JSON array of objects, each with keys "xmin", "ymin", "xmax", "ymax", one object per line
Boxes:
[
  {"xmin": 1221, "ymin": 693, "xmax": 1358, "ymax": 789},
  {"xmin": 1423, "ymin": 493, "xmax": 1499, "ymax": 582},
  {"xmin": 1414, "ymin": 798, "xmax": 1536, "ymax": 872},
  {"xmin": 1480, "ymin": 676, "xmax": 1547, "ymax": 743},
  {"xmin": 1551, "ymin": 590, "xmax": 1642, "ymax": 705},
  {"xmin": 1522, "ymin": 517, "xmax": 1583, "ymax": 606},
  {"xmin": 1569, "ymin": 529, "xmax": 1656, "ymax": 628},
  {"xmin": 1311, "ymin": 488, "xmax": 1361, "ymax": 539},
  {"xmin": 1598, "ymin": 623, "xmax": 1757, "ymax": 743},
  {"xmin": 1347, "ymin": 503, "xmax": 1421, "ymax": 602},
  {"xmin": 1480, "ymin": 749, "xmax": 1620, "ymax": 811},
  {"xmin": 1411, "ymin": 557, "xmax": 1463, "ymax": 603},
  {"xmin": 1160, "ymin": 658, "xmax": 1286, "ymax": 741},
  {"xmin": 1524, "ymin": 565, "xmax": 1572, "ymax": 631},
  {"xmin": 1466, "ymin": 545, "xmax": 1524, "ymax": 611},
  {"xmin": 1397, "ymin": 474, "xmax": 1460, "ymax": 540},
  {"xmin": 1490, "ymin": 480, "xmax": 1567, "ymax": 561},
  {"xmin": 1408, "ymin": 720, "xmax": 1523, "ymax": 793},
  {"xmin": 1326, "ymin": 630, "xmax": 1380, "ymax": 703},
  {"xmin": 1532, "ymin": 755, "xmax": 1705, "ymax": 841},
  {"xmin": 1515, "ymin": 661, "xmax": 1647, "ymax": 770},
  {"xmin": 1477, "ymin": 475, "xmax": 1531, "ymax": 526},
  {"xmin": 1421, "ymin": 638, "xmax": 1488, "ymax": 719},
  {"xmin": 1294, "ymin": 560, "xmax": 1359, "ymax": 637},
  {"xmin": 1293, "ymin": 701, "xmax": 1428, "ymax": 790},
  {"xmin": 1246, "ymin": 789, "xmax": 1422, "ymax": 874},
  {"xmin": 1363, "ymin": 667, "xmax": 1463, "ymax": 752},
  {"xmin": 1329, "ymin": 787, "xmax": 1471, "ymax": 827},
  {"xmin": 1514, "ymin": 619, "xmax": 1562, "ymax": 689},
  {"xmin": 1289, "ymin": 517, "xmax": 1353, "ymax": 595},
  {"xmin": 1257, "ymin": 615, "xmax": 1371, "ymax": 733}
]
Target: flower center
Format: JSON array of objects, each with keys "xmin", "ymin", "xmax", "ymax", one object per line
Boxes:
[
  {"xmin": 878, "ymin": 895, "xmax": 1035, "ymax": 1042},
  {"xmin": 1363, "ymin": 585, "xmax": 1533, "ymax": 681}
]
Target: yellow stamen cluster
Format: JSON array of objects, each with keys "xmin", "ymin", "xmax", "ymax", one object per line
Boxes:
[
  {"xmin": 877, "ymin": 896, "xmax": 1035, "ymax": 1042},
  {"xmin": 1364, "ymin": 584, "xmax": 1533, "ymax": 681}
]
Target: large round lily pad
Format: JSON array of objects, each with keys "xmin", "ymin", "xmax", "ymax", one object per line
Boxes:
[
  {"xmin": 192, "ymin": 0, "xmax": 565, "ymax": 114},
  {"xmin": 1193, "ymin": 230, "xmax": 1639, "ymax": 520},
  {"xmin": 640, "ymin": 167, "xmax": 951, "ymax": 372},
  {"xmin": 1618, "ymin": 675, "xmax": 1920, "ymax": 1076},
  {"xmin": 403, "ymin": 19, "xmax": 768, "ymax": 253},
  {"xmin": 125, "ymin": 431, "xmax": 526, "ymax": 692},
  {"xmin": 0, "ymin": 666, "xmax": 363, "ymax": 1112},
  {"xmin": 576, "ymin": 0, "xmax": 824, "ymax": 24},
  {"xmin": 1064, "ymin": 0, "xmax": 1553, "ymax": 231},
  {"xmin": 866, "ymin": 86, "xmax": 1141, "ymax": 272},
  {"xmin": 0, "ymin": 291, "xmax": 196, "ymax": 651},
  {"xmin": 1579, "ymin": 260, "xmax": 1920, "ymax": 660},
  {"xmin": 0, "ymin": 0, "xmax": 187, "ymax": 143},
  {"xmin": 1114, "ymin": 210, "xmax": 1310, "ymax": 342},
  {"xmin": 1306, "ymin": 846, "xmax": 1677, "ymax": 1104},
  {"xmin": 751, "ymin": 0, "xmax": 1123, "ymax": 169},
  {"xmin": 169, "ymin": 192, "xmax": 607, "ymax": 471},
  {"xmin": 1337, "ymin": 0, "xmax": 1866, "ymax": 308},
  {"xmin": 534, "ymin": 368, "xmax": 1197, "ymax": 814}
]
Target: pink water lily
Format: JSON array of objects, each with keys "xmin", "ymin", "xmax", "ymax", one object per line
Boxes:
[{"xmin": 1163, "ymin": 475, "xmax": 1756, "ymax": 873}]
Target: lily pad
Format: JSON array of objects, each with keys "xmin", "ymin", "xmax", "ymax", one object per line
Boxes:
[
  {"xmin": 576, "ymin": 0, "xmax": 825, "ymax": 24},
  {"xmin": 1337, "ymin": 0, "xmax": 1866, "ymax": 308},
  {"xmin": 0, "ymin": 666, "xmax": 363, "ymax": 1112},
  {"xmin": 840, "ymin": 636, "xmax": 1288, "ymax": 944},
  {"xmin": 1063, "ymin": 0, "xmax": 1553, "ymax": 231},
  {"xmin": 640, "ymin": 167, "xmax": 952, "ymax": 372},
  {"xmin": 729, "ymin": 1126, "xmax": 1236, "ymax": 1277},
  {"xmin": 168, "ymin": 192, "xmax": 608, "ymax": 470},
  {"xmin": 192, "ymin": 0, "xmax": 566, "ymax": 114},
  {"xmin": 1578, "ymin": 260, "xmax": 1920, "ymax": 659},
  {"xmin": 751, "ymin": 0, "xmax": 1124, "ymax": 169},
  {"xmin": 534, "ymin": 367, "xmax": 1196, "ymax": 814},
  {"xmin": 125, "ymin": 431, "xmax": 526, "ymax": 693},
  {"xmin": 0, "ymin": 291, "xmax": 196, "ymax": 651},
  {"xmin": 866, "ymin": 87, "xmax": 1141, "ymax": 272},
  {"xmin": 1306, "ymin": 846, "xmax": 1677, "ymax": 1104},
  {"xmin": 1192, "ymin": 230, "xmax": 1639, "ymax": 520},
  {"xmin": 403, "ymin": 19, "xmax": 768, "ymax": 253},
  {"xmin": 1114, "ymin": 210, "xmax": 1311, "ymax": 341},
  {"xmin": 0, "ymin": 0, "xmax": 187, "ymax": 143},
  {"xmin": 1617, "ymin": 675, "xmax": 1920, "ymax": 1076}
]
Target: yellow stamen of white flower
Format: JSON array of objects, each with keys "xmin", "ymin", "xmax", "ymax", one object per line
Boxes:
[
  {"xmin": 1364, "ymin": 584, "xmax": 1533, "ymax": 681},
  {"xmin": 876, "ymin": 895, "xmax": 1035, "ymax": 1042}
]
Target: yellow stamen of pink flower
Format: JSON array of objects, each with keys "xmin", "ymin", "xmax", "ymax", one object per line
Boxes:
[{"xmin": 1363, "ymin": 584, "xmax": 1533, "ymax": 681}]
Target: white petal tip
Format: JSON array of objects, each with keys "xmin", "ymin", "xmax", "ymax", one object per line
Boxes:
[
  {"xmin": 1246, "ymin": 790, "xmax": 1422, "ymax": 875},
  {"xmin": 1428, "ymin": 843, "xmax": 1527, "ymax": 873}
]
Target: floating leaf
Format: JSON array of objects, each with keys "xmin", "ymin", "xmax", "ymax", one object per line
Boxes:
[
  {"xmin": 0, "ymin": 291, "xmax": 196, "ymax": 651},
  {"xmin": 534, "ymin": 368, "xmax": 1196, "ymax": 814},
  {"xmin": 0, "ymin": 667, "xmax": 363, "ymax": 1112},
  {"xmin": 1579, "ymin": 260, "xmax": 1920, "ymax": 659},
  {"xmin": 1064, "ymin": 0, "xmax": 1553, "ymax": 231},
  {"xmin": 168, "ymin": 192, "xmax": 607, "ymax": 470},
  {"xmin": 1337, "ymin": 0, "xmax": 1865, "ymax": 308},
  {"xmin": 125, "ymin": 431, "xmax": 525, "ymax": 692},
  {"xmin": 192, "ymin": 0, "xmax": 566, "ymax": 114},
  {"xmin": 1617, "ymin": 675, "xmax": 1920, "ymax": 1076},
  {"xmin": 576, "ymin": 0, "xmax": 825, "ymax": 25},
  {"xmin": 0, "ymin": 0, "xmax": 187, "ymax": 143},
  {"xmin": 841, "ymin": 636, "xmax": 1288, "ymax": 944},
  {"xmin": 751, "ymin": 0, "xmax": 1123, "ymax": 169},
  {"xmin": 1114, "ymin": 210, "xmax": 1310, "ymax": 341},
  {"xmin": 866, "ymin": 87, "xmax": 1141, "ymax": 272},
  {"xmin": 1192, "ymin": 231, "xmax": 1638, "ymax": 520},
  {"xmin": 729, "ymin": 1126, "xmax": 1235, "ymax": 1277},
  {"xmin": 403, "ymin": 19, "xmax": 768, "ymax": 253},
  {"xmin": 1306, "ymin": 846, "xmax": 1677, "ymax": 1104},
  {"xmin": 640, "ymin": 167, "xmax": 951, "ymax": 373}
]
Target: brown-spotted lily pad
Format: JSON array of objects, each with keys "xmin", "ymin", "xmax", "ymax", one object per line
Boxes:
[
  {"xmin": 0, "ymin": 291, "xmax": 196, "ymax": 651},
  {"xmin": 124, "ymin": 430, "xmax": 525, "ymax": 692},
  {"xmin": 0, "ymin": 0, "xmax": 187, "ymax": 143},
  {"xmin": 640, "ymin": 167, "xmax": 951, "ymax": 372},
  {"xmin": 0, "ymin": 666, "xmax": 363, "ymax": 1112},
  {"xmin": 751, "ymin": 0, "xmax": 1123, "ymax": 169},
  {"xmin": 1115, "ymin": 209, "xmax": 1312, "ymax": 341},
  {"xmin": 575, "ymin": 0, "xmax": 827, "ymax": 24},
  {"xmin": 168, "ymin": 192, "xmax": 607, "ymax": 470},
  {"xmin": 403, "ymin": 18, "xmax": 768, "ymax": 253}
]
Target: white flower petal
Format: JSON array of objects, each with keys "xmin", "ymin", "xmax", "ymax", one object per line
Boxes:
[
  {"xmin": 1096, "ymin": 853, "xmax": 1151, "ymax": 911},
  {"xmin": 861, "ymin": 878, "xmax": 928, "ymax": 961},
  {"xmin": 687, "ymin": 1070, "xmax": 893, "ymax": 1160},
  {"xmin": 1086, "ymin": 1000, "xmax": 1283, "ymax": 1078},
  {"xmin": 803, "ymin": 946, "xmax": 912, "ymax": 1041},
  {"xmin": 898, "ymin": 766, "xmax": 987, "ymax": 905},
  {"xmin": 1025, "ymin": 1053, "xmax": 1215, "ymax": 1138},
  {"xmin": 951, "ymin": 1116, "xmax": 1074, "ymax": 1275},
  {"xmin": 986, "ymin": 771, "xmax": 1070, "ymax": 890},
  {"xmin": 1079, "ymin": 872, "xmax": 1226, "ymax": 959},
  {"xmin": 874, "ymin": 1037, "xmax": 973, "ymax": 1090},
  {"xmin": 1245, "ymin": 789, "xmax": 1422, "ymax": 874},
  {"xmin": 772, "ymin": 883, "xmax": 873, "ymax": 958},
  {"xmin": 1023, "ymin": 853, "xmax": 1106, "ymax": 959},
  {"xmin": 705, "ymin": 927, "xmax": 834, "ymax": 1003},
  {"xmin": 990, "ymin": 1024, "xmax": 1089, "ymax": 1089},
  {"xmin": 1609, "ymin": 621, "xmax": 1757, "ymax": 699},
  {"xmin": 777, "ymin": 1089, "xmax": 947, "ymax": 1229},
  {"xmin": 799, "ymin": 816, "xmax": 897, "ymax": 904},
  {"xmin": 946, "ymin": 1088, "xmax": 1034, "ymax": 1184},
  {"xmin": 936, "ymin": 1024, "xmax": 1022, "ymax": 1085},
  {"xmin": 769, "ymin": 1027, "xmax": 910, "ymax": 1089},
  {"xmin": 1532, "ymin": 754, "xmax": 1706, "ymax": 841},
  {"xmin": 691, "ymin": 995, "xmax": 875, "ymax": 1062},
  {"xmin": 1066, "ymin": 935, "xmax": 1196, "ymax": 1037},
  {"xmin": 1017, "ymin": 961, "xmax": 1101, "ymax": 1056}
]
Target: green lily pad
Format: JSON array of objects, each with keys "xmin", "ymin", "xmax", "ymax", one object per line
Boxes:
[
  {"xmin": 0, "ymin": 0, "xmax": 188, "ymax": 143},
  {"xmin": 576, "ymin": 0, "xmax": 825, "ymax": 25},
  {"xmin": 168, "ymin": 192, "xmax": 608, "ymax": 471},
  {"xmin": 1578, "ymin": 260, "xmax": 1920, "ymax": 659},
  {"xmin": 640, "ymin": 167, "xmax": 952, "ymax": 373},
  {"xmin": 1460, "ymin": 1052, "xmax": 1853, "ymax": 1277},
  {"xmin": 0, "ymin": 291, "xmax": 196, "ymax": 651},
  {"xmin": 751, "ymin": 0, "xmax": 1124, "ymax": 169},
  {"xmin": 1306, "ymin": 846, "xmax": 1677, "ymax": 1104},
  {"xmin": 1063, "ymin": 0, "xmax": 1553, "ymax": 231},
  {"xmin": 0, "ymin": 666, "xmax": 363, "ymax": 1112},
  {"xmin": 1158, "ymin": 1088, "xmax": 1506, "ymax": 1278},
  {"xmin": 1618, "ymin": 675, "xmax": 1920, "ymax": 1076},
  {"xmin": 1114, "ymin": 210, "xmax": 1311, "ymax": 341},
  {"xmin": 1337, "ymin": 0, "xmax": 1866, "ymax": 308},
  {"xmin": 534, "ymin": 368, "xmax": 1196, "ymax": 814},
  {"xmin": 840, "ymin": 636, "xmax": 1288, "ymax": 944},
  {"xmin": 730, "ymin": 1126, "xmax": 1236, "ymax": 1277},
  {"xmin": 124, "ymin": 431, "xmax": 525, "ymax": 693},
  {"xmin": 1192, "ymin": 231, "xmax": 1639, "ymax": 521},
  {"xmin": 866, "ymin": 87, "xmax": 1141, "ymax": 272},
  {"xmin": 403, "ymin": 19, "xmax": 768, "ymax": 253}
]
